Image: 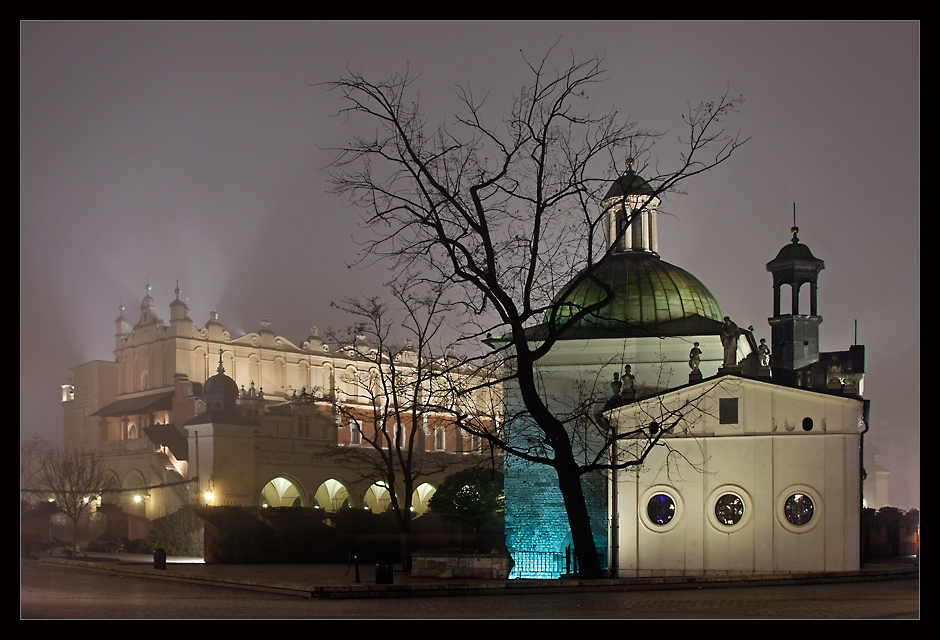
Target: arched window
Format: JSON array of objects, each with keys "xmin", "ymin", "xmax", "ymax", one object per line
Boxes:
[
  {"xmin": 345, "ymin": 366, "xmax": 359, "ymax": 401},
  {"xmin": 322, "ymin": 364, "xmax": 334, "ymax": 398}
]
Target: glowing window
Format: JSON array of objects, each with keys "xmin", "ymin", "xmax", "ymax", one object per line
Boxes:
[
  {"xmin": 647, "ymin": 493, "xmax": 676, "ymax": 526},
  {"xmin": 715, "ymin": 493, "xmax": 745, "ymax": 526},
  {"xmin": 784, "ymin": 493, "xmax": 814, "ymax": 525}
]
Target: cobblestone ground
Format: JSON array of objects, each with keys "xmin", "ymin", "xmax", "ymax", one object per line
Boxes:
[{"xmin": 20, "ymin": 560, "xmax": 919, "ymax": 619}]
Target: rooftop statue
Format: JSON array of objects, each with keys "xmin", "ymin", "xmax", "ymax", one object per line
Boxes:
[{"xmin": 720, "ymin": 317, "xmax": 742, "ymax": 367}]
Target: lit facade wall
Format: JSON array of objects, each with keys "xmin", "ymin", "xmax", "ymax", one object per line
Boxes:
[{"xmin": 609, "ymin": 376, "xmax": 863, "ymax": 575}]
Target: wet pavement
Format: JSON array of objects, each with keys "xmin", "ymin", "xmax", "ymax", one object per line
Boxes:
[{"xmin": 35, "ymin": 552, "xmax": 919, "ymax": 600}]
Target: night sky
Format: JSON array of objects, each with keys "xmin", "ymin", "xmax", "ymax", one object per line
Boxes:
[{"xmin": 20, "ymin": 22, "xmax": 919, "ymax": 508}]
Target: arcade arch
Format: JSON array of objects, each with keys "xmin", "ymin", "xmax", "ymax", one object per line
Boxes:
[
  {"xmin": 412, "ymin": 482, "xmax": 437, "ymax": 516},
  {"xmin": 122, "ymin": 469, "xmax": 148, "ymax": 518},
  {"xmin": 314, "ymin": 479, "xmax": 351, "ymax": 512},
  {"xmin": 259, "ymin": 476, "xmax": 306, "ymax": 508},
  {"xmin": 363, "ymin": 482, "xmax": 392, "ymax": 513}
]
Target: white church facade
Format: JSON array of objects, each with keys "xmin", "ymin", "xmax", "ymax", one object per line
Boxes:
[
  {"xmin": 503, "ymin": 166, "xmax": 867, "ymax": 577},
  {"xmin": 607, "ymin": 375, "xmax": 865, "ymax": 575}
]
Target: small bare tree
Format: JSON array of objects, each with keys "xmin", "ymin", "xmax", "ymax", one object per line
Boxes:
[
  {"xmin": 327, "ymin": 280, "xmax": 495, "ymax": 570},
  {"xmin": 20, "ymin": 435, "xmax": 48, "ymax": 508},
  {"xmin": 33, "ymin": 446, "xmax": 116, "ymax": 555},
  {"xmin": 327, "ymin": 47, "xmax": 746, "ymax": 578}
]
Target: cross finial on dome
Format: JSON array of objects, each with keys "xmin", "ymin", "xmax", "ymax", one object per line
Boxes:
[
  {"xmin": 146, "ymin": 278, "xmax": 151, "ymax": 295},
  {"xmin": 217, "ymin": 347, "xmax": 225, "ymax": 375},
  {"xmin": 119, "ymin": 298, "xmax": 124, "ymax": 315},
  {"xmin": 175, "ymin": 280, "xmax": 180, "ymax": 300}
]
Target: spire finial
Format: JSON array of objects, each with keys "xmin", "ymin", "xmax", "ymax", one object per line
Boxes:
[
  {"xmin": 626, "ymin": 157, "xmax": 634, "ymax": 169},
  {"xmin": 174, "ymin": 280, "xmax": 180, "ymax": 300},
  {"xmin": 791, "ymin": 203, "xmax": 799, "ymax": 243},
  {"xmin": 217, "ymin": 347, "xmax": 225, "ymax": 375},
  {"xmin": 119, "ymin": 298, "xmax": 124, "ymax": 315},
  {"xmin": 146, "ymin": 278, "xmax": 151, "ymax": 295}
]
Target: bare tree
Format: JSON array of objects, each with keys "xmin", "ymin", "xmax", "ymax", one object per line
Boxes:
[
  {"xmin": 20, "ymin": 435, "xmax": 48, "ymax": 508},
  {"xmin": 326, "ymin": 281, "xmax": 495, "ymax": 570},
  {"xmin": 327, "ymin": 48, "xmax": 746, "ymax": 578},
  {"xmin": 33, "ymin": 446, "xmax": 116, "ymax": 555}
]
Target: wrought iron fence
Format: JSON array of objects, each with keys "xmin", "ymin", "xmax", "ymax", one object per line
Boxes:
[
  {"xmin": 509, "ymin": 550, "xmax": 566, "ymax": 579},
  {"xmin": 509, "ymin": 546, "xmax": 608, "ymax": 579}
]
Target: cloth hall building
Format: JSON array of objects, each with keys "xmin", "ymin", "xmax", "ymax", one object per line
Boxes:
[{"xmin": 61, "ymin": 286, "xmax": 495, "ymax": 523}]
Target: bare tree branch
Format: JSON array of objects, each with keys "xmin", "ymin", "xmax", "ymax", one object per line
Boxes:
[{"xmin": 325, "ymin": 49, "xmax": 746, "ymax": 578}]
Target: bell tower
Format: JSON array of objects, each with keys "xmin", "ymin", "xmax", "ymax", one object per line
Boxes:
[{"xmin": 766, "ymin": 224, "xmax": 825, "ymax": 375}]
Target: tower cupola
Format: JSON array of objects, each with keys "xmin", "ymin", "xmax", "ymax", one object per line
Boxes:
[
  {"xmin": 766, "ymin": 225, "xmax": 825, "ymax": 372},
  {"xmin": 169, "ymin": 280, "xmax": 192, "ymax": 324},
  {"xmin": 204, "ymin": 348, "xmax": 239, "ymax": 412},
  {"xmin": 602, "ymin": 159, "xmax": 662, "ymax": 255},
  {"xmin": 115, "ymin": 299, "xmax": 132, "ymax": 349},
  {"xmin": 136, "ymin": 279, "xmax": 164, "ymax": 328}
]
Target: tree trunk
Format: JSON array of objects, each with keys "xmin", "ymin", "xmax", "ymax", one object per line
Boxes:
[
  {"xmin": 71, "ymin": 516, "xmax": 80, "ymax": 558},
  {"xmin": 514, "ymin": 348, "xmax": 604, "ymax": 579},
  {"xmin": 393, "ymin": 495, "xmax": 413, "ymax": 573},
  {"xmin": 400, "ymin": 525, "xmax": 412, "ymax": 573},
  {"xmin": 556, "ymin": 459, "xmax": 603, "ymax": 579}
]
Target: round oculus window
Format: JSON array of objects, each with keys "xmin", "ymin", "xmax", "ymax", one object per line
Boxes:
[
  {"xmin": 784, "ymin": 493, "xmax": 814, "ymax": 525},
  {"xmin": 714, "ymin": 493, "xmax": 745, "ymax": 526},
  {"xmin": 647, "ymin": 493, "xmax": 676, "ymax": 526}
]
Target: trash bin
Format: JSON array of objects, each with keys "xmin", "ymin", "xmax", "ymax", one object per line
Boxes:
[
  {"xmin": 375, "ymin": 562, "xmax": 393, "ymax": 584},
  {"xmin": 154, "ymin": 548, "xmax": 167, "ymax": 570}
]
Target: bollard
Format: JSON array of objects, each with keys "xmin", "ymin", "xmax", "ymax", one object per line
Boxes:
[
  {"xmin": 346, "ymin": 552, "xmax": 360, "ymax": 583},
  {"xmin": 153, "ymin": 548, "xmax": 167, "ymax": 570},
  {"xmin": 375, "ymin": 562, "xmax": 393, "ymax": 584}
]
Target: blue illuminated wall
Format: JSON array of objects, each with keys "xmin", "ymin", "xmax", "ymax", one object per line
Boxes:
[
  {"xmin": 502, "ymin": 382, "xmax": 610, "ymax": 579},
  {"xmin": 504, "ymin": 459, "xmax": 608, "ymax": 578}
]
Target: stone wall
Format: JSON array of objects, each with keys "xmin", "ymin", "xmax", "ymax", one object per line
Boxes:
[{"xmin": 411, "ymin": 551, "xmax": 512, "ymax": 579}]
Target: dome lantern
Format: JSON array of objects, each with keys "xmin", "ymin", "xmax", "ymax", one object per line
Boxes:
[{"xmin": 602, "ymin": 160, "xmax": 661, "ymax": 255}]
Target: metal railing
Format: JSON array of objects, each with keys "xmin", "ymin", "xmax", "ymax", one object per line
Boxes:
[
  {"xmin": 509, "ymin": 550, "xmax": 566, "ymax": 579},
  {"xmin": 509, "ymin": 546, "xmax": 608, "ymax": 579}
]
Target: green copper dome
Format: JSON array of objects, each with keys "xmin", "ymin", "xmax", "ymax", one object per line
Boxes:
[{"xmin": 547, "ymin": 252, "xmax": 724, "ymax": 339}]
